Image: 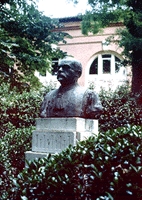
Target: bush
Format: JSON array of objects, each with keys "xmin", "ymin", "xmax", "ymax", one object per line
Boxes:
[
  {"xmin": 0, "ymin": 126, "xmax": 34, "ymax": 199},
  {"xmin": 0, "ymin": 83, "xmax": 42, "ymax": 138},
  {"xmin": 0, "ymin": 82, "xmax": 56, "ymax": 199},
  {"xmin": 99, "ymin": 85, "xmax": 142, "ymax": 132},
  {"xmin": 8, "ymin": 125, "xmax": 142, "ymax": 200}
]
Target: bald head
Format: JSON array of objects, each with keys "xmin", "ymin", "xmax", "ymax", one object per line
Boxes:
[
  {"xmin": 57, "ymin": 58, "xmax": 82, "ymax": 86},
  {"xmin": 58, "ymin": 58, "xmax": 82, "ymax": 78}
]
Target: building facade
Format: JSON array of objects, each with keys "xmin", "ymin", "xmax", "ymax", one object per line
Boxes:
[{"xmin": 37, "ymin": 17, "xmax": 131, "ymax": 91}]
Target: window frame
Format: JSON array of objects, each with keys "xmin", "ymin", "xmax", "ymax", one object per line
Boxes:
[{"xmin": 89, "ymin": 53, "xmax": 122, "ymax": 76}]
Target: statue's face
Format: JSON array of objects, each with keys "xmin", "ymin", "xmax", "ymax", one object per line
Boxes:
[{"xmin": 57, "ymin": 63, "xmax": 77, "ymax": 85}]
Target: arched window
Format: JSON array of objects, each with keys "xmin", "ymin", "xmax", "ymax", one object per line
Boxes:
[
  {"xmin": 89, "ymin": 57, "xmax": 98, "ymax": 74},
  {"xmin": 89, "ymin": 54, "xmax": 123, "ymax": 75}
]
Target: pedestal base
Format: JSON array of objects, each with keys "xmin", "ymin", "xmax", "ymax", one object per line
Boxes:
[
  {"xmin": 25, "ymin": 151, "xmax": 49, "ymax": 162},
  {"xmin": 25, "ymin": 118, "xmax": 98, "ymax": 162}
]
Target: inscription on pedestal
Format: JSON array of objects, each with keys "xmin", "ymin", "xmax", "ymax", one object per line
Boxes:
[{"xmin": 32, "ymin": 131, "xmax": 76, "ymax": 153}]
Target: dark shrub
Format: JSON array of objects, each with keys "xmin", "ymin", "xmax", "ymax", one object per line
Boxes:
[
  {"xmin": 0, "ymin": 126, "xmax": 33, "ymax": 199},
  {"xmin": 0, "ymin": 83, "xmax": 41, "ymax": 138},
  {"xmin": 99, "ymin": 85, "xmax": 142, "ymax": 132},
  {"xmin": 0, "ymin": 82, "xmax": 56, "ymax": 199},
  {"xmin": 0, "ymin": 82, "xmax": 56, "ymax": 137},
  {"xmin": 10, "ymin": 125, "xmax": 142, "ymax": 200}
]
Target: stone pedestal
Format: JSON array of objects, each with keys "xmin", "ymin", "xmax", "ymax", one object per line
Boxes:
[{"xmin": 25, "ymin": 118, "xmax": 98, "ymax": 162}]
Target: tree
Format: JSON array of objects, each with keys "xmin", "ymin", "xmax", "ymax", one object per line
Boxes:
[
  {"xmin": 68, "ymin": 0, "xmax": 142, "ymax": 99},
  {"xmin": 0, "ymin": 0, "xmax": 68, "ymax": 90}
]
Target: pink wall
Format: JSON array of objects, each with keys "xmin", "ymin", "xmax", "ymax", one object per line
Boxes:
[{"xmin": 57, "ymin": 20, "xmax": 130, "ymax": 88}]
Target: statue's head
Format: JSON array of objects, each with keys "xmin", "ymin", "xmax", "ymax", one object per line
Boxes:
[{"xmin": 57, "ymin": 57, "xmax": 82, "ymax": 86}]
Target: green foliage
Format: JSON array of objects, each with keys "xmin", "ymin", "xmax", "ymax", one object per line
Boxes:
[
  {"xmin": 0, "ymin": 0, "xmax": 68, "ymax": 90},
  {"xmin": 81, "ymin": 0, "xmax": 123, "ymax": 35},
  {"xmin": 0, "ymin": 81, "xmax": 56, "ymax": 137},
  {"xmin": 9, "ymin": 125, "xmax": 142, "ymax": 200},
  {"xmin": 0, "ymin": 82, "xmax": 42, "ymax": 138},
  {"xmin": 98, "ymin": 85, "xmax": 142, "ymax": 132},
  {"xmin": 0, "ymin": 82, "xmax": 54, "ymax": 199},
  {"xmin": 0, "ymin": 126, "xmax": 33, "ymax": 200}
]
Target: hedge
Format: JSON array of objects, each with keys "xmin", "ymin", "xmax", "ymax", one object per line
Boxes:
[
  {"xmin": 0, "ymin": 126, "xmax": 34, "ymax": 199},
  {"xmin": 99, "ymin": 85, "xmax": 142, "ymax": 132},
  {"xmin": 8, "ymin": 125, "xmax": 142, "ymax": 200}
]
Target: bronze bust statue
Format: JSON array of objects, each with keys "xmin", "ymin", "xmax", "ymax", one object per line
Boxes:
[{"xmin": 40, "ymin": 58, "xmax": 102, "ymax": 119}]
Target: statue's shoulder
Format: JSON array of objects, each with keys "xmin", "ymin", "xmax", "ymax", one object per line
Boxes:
[
  {"xmin": 44, "ymin": 88, "xmax": 58, "ymax": 99},
  {"xmin": 82, "ymin": 88, "xmax": 100, "ymax": 105},
  {"xmin": 78, "ymin": 86, "xmax": 98, "ymax": 97},
  {"xmin": 74, "ymin": 86, "xmax": 98, "ymax": 100}
]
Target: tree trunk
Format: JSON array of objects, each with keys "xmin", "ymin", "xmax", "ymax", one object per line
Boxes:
[
  {"xmin": 131, "ymin": 58, "xmax": 142, "ymax": 105},
  {"xmin": 131, "ymin": 48, "xmax": 142, "ymax": 92}
]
